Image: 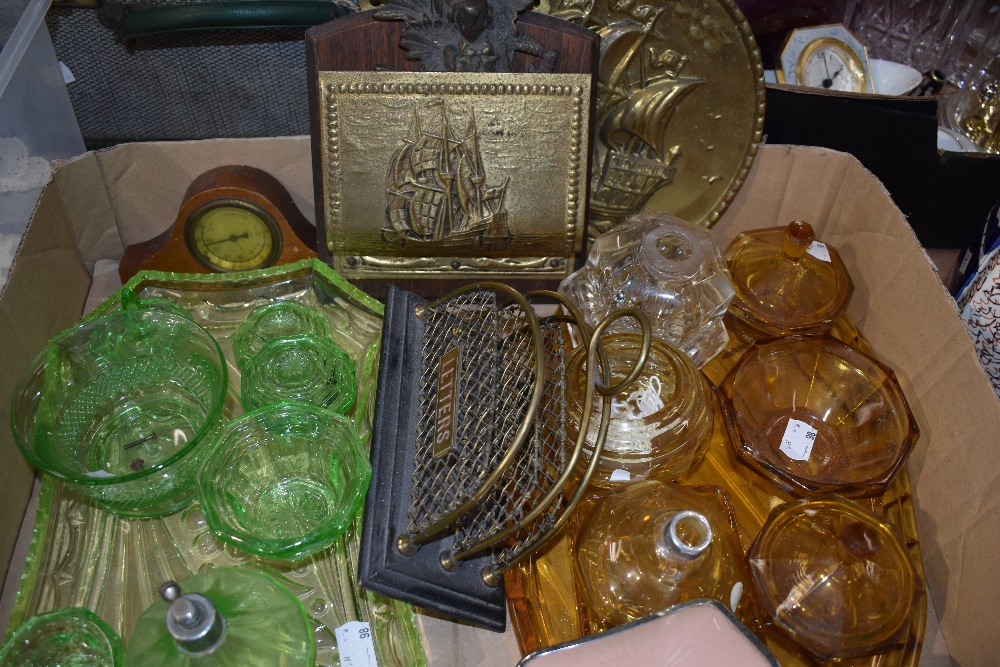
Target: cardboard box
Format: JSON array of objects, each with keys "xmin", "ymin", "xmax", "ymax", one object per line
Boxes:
[{"xmin": 0, "ymin": 138, "xmax": 994, "ymax": 666}]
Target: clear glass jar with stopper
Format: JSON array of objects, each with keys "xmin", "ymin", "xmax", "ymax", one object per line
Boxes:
[
  {"xmin": 559, "ymin": 212, "xmax": 734, "ymax": 367},
  {"xmin": 125, "ymin": 568, "xmax": 315, "ymax": 666},
  {"xmin": 575, "ymin": 480, "xmax": 758, "ymax": 633},
  {"xmin": 725, "ymin": 220, "xmax": 854, "ymax": 341}
]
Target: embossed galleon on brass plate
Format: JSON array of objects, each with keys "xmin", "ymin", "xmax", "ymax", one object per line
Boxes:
[
  {"xmin": 546, "ymin": 0, "xmax": 765, "ymax": 234},
  {"xmin": 317, "ymin": 71, "xmax": 591, "ymax": 280}
]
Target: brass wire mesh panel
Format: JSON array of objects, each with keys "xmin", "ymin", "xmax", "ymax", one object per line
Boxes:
[
  {"xmin": 450, "ymin": 317, "xmax": 569, "ymax": 566},
  {"xmin": 404, "ymin": 287, "xmax": 542, "ymax": 545},
  {"xmin": 358, "ymin": 282, "xmax": 649, "ymax": 629}
]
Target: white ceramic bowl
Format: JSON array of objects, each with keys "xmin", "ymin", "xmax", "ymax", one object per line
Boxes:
[{"xmin": 870, "ymin": 59, "xmax": 922, "ymax": 96}]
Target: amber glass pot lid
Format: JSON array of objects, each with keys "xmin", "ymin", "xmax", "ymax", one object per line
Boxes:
[{"xmin": 725, "ymin": 221, "xmax": 854, "ymax": 338}]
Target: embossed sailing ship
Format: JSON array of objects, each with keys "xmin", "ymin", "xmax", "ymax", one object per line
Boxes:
[
  {"xmin": 590, "ymin": 21, "xmax": 704, "ymax": 225},
  {"xmin": 383, "ymin": 101, "xmax": 513, "ymax": 248}
]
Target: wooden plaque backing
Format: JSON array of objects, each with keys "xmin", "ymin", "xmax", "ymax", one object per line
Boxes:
[{"xmin": 306, "ymin": 11, "xmax": 598, "ymax": 299}]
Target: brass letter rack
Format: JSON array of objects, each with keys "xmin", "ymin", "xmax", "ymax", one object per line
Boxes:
[{"xmin": 359, "ymin": 282, "xmax": 649, "ymax": 630}]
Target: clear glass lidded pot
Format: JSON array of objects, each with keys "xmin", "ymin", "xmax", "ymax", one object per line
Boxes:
[
  {"xmin": 559, "ymin": 212, "xmax": 735, "ymax": 367},
  {"xmin": 566, "ymin": 333, "xmax": 715, "ymax": 490},
  {"xmin": 575, "ymin": 480, "xmax": 758, "ymax": 633},
  {"xmin": 747, "ymin": 495, "xmax": 920, "ymax": 662},
  {"xmin": 724, "ymin": 220, "xmax": 854, "ymax": 341}
]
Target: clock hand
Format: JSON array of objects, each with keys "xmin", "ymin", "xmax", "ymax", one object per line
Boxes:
[
  {"xmin": 822, "ymin": 67, "xmax": 844, "ymax": 89},
  {"xmin": 822, "ymin": 55, "xmax": 834, "ymax": 88},
  {"xmin": 205, "ymin": 232, "xmax": 250, "ymax": 247}
]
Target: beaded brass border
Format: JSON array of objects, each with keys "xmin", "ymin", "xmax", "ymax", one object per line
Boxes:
[{"xmin": 318, "ymin": 71, "xmax": 591, "ymax": 279}]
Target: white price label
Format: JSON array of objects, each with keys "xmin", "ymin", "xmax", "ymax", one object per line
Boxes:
[
  {"xmin": 779, "ymin": 418, "xmax": 817, "ymax": 461},
  {"xmin": 609, "ymin": 468, "xmax": 631, "ymax": 482},
  {"xmin": 335, "ymin": 621, "xmax": 378, "ymax": 667},
  {"xmin": 806, "ymin": 241, "xmax": 831, "ymax": 262}
]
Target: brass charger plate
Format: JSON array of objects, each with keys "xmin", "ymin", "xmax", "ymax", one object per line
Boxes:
[{"xmin": 543, "ymin": 0, "xmax": 765, "ymax": 233}]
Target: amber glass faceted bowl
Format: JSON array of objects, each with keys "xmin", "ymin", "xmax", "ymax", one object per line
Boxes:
[
  {"xmin": 725, "ymin": 221, "xmax": 854, "ymax": 340},
  {"xmin": 748, "ymin": 496, "xmax": 919, "ymax": 661},
  {"xmin": 567, "ymin": 334, "xmax": 715, "ymax": 489},
  {"xmin": 718, "ymin": 334, "xmax": 918, "ymax": 498}
]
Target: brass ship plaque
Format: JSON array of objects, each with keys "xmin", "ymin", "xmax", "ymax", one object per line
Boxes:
[
  {"xmin": 316, "ymin": 71, "xmax": 591, "ymax": 280},
  {"xmin": 547, "ymin": 0, "xmax": 765, "ymax": 234}
]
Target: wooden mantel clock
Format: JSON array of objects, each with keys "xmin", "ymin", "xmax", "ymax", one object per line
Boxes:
[{"xmin": 119, "ymin": 165, "xmax": 317, "ymax": 282}]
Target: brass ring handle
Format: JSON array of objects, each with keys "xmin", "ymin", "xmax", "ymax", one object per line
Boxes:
[{"xmin": 590, "ymin": 308, "xmax": 652, "ymax": 396}]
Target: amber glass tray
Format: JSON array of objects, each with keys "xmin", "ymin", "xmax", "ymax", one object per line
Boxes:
[
  {"xmin": 507, "ymin": 315, "xmax": 927, "ymax": 667},
  {"xmin": 6, "ymin": 259, "xmax": 427, "ymax": 667}
]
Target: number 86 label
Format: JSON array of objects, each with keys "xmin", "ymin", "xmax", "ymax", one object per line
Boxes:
[
  {"xmin": 335, "ymin": 621, "xmax": 378, "ymax": 666},
  {"xmin": 780, "ymin": 418, "xmax": 818, "ymax": 462}
]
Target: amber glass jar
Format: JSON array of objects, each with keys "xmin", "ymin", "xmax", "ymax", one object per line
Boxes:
[
  {"xmin": 748, "ymin": 496, "xmax": 919, "ymax": 661},
  {"xmin": 725, "ymin": 221, "xmax": 854, "ymax": 341},
  {"xmin": 575, "ymin": 480, "xmax": 758, "ymax": 632},
  {"xmin": 567, "ymin": 334, "xmax": 714, "ymax": 490}
]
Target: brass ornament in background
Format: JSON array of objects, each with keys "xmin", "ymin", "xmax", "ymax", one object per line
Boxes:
[
  {"xmin": 547, "ymin": 0, "xmax": 765, "ymax": 234},
  {"xmin": 957, "ymin": 80, "xmax": 1000, "ymax": 154},
  {"xmin": 317, "ymin": 71, "xmax": 591, "ymax": 280},
  {"xmin": 373, "ymin": 0, "xmax": 558, "ymax": 72}
]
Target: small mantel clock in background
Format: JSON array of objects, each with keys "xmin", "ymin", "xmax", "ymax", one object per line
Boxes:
[{"xmin": 118, "ymin": 165, "xmax": 317, "ymax": 282}]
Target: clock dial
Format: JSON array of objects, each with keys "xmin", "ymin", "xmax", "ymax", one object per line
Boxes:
[
  {"xmin": 118, "ymin": 165, "xmax": 317, "ymax": 282},
  {"xmin": 780, "ymin": 25, "xmax": 872, "ymax": 93},
  {"xmin": 185, "ymin": 199, "xmax": 282, "ymax": 272},
  {"xmin": 798, "ymin": 40, "xmax": 865, "ymax": 93}
]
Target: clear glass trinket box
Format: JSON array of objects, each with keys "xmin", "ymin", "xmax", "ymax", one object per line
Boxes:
[{"xmin": 559, "ymin": 212, "xmax": 734, "ymax": 367}]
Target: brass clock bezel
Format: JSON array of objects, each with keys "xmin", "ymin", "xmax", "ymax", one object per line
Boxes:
[
  {"xmin": 796, "ymin": 37, "xmax": 867, "ymax": 93},
  {"xmin": 184, "ymin": 197, "xmax": 284, "ymax": 273},
  {"xmin": 780, "ymin": 23, "xmax": 873, "ymax": 93}
]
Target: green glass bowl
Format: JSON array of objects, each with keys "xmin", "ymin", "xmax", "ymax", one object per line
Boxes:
[
  {"xmin": 11, "ymin": 308, "xmax": 228, "ymax": 517},
  {"xmin": 231, "ymin": 300, "xmax": 333, "ymax": 369},
  {"xmin": 197, "ymin": 401, "xmax": 371, "ymax": 561},
  {"xmin": 0, "ymin": 608, "xmax": 123, "ymax": 666},
  {"xmin": 240, "ymin": 334, "xmax": 356, "ymax": 413}
]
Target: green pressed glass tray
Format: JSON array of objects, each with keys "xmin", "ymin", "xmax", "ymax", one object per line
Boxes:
[{"xmin": 7, "ymin": 259, "xmax": 427, "ymax": 667}]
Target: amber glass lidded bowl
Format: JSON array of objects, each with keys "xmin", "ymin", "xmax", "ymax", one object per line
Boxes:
[
  {"xmin": 725, "ymin": 220, "xmax": 854, "ymax": 341},
  {"xmin": 748, "ymin": 495, "xmax": 920, "ymax": 661},
  {"xmin": 567, "ymin": 333, "xmax": 715, "ymax": 490},
  {"xmin": 718, "ymin": 334, "xmax": 919, "ymax": 498}
]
